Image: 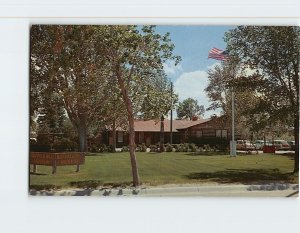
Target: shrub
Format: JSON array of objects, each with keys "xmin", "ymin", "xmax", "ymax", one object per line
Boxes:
[
  {"xmin": 149, "ymin": 145, "xmax": 158, "ymax": 152},
  {"xmin": 31, "ymin": 136, "xmax": 78, "ymax": 152},
  {"xmin": 175, "ymin": 144, "xmax": 188, "ymax": 152},
  {"xmin": 98, "ymin": 144, "xmax": 108, "ymax": 153},
  {"xmin": 89, "ymin": 144, "xmax": 101, "ymax": 153},
  {"xmin": 107, "ymin": 145, "xmax": 115, "ymax": 153},
  {"xmin": 137, "ymin": 143, "xmax": 147, "ymax": 152},
  {"xmin": 159, "ymin": 146, "xmax": 166, "ymax": 152},
  {"xmin": 188, "ymin": 136, "xmax": 229, "ymax": 152},
  {"xmin": 31, "ymin": 134, "xmax": 51, "ymax": 152},
  {"xmin": 55, "ymin": 138, "xmax": 77, "ymax": 151},
  {"xmin": 165, "ymin": 144, "xmax": 173, "ymax": 152},
  {"xmin": 204, "ymin": 144, "xmax": 211, "ymax": 151},
  {"xmin": 188, "ymin": 143, "xmax": 197, "ymax": 152},
  {"xmin": 122, "ymin": 146, "xmax": 129, "ymax": 152}
]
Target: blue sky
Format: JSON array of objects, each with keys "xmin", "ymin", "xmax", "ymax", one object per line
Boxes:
[{"xmin": 155, "ymin": 26, "xmax": 234, "ymax": 118}]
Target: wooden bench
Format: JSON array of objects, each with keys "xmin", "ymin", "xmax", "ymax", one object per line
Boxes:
[{"xmin": 30, "ymin": 152, "xmax": 85, "ymax": 174}]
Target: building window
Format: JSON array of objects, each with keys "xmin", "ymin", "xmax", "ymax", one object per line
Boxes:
[
  {"xmin": 216, "ymin": 129, "xmax": 228, "ymax": 138},
  {"xmin": 222, "ymin": 130, "xmax": 227, "ymax": 138},
  {"xmin": 117, "ymin": 131, "xmax": 123, "ymax": 143},
  {"xmin": 202, "ymin": 129, "xmax": 215, "ymax": 137},
  {"xmin": 139, "ymin": 132, "xmax": 144, "ymax": 143},
  {"xmin": 196, "ymin": 130, "xmax": 202, "ymax": 137}
]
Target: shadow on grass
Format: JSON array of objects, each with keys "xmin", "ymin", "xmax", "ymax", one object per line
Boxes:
[
  {"xmin": 30, "ymin": 172, "xmax": 47, "ymax": 176},
  {"xmin": 185, "ymin": 151, "xmax": 229, "ymax": 156},
  {"xmin": 69, "ymin": 180, "xmax": 103, "ymax": 189},
  {"xmin": 185, "ymin": 168, "xmax": 297, "ymax": 185},
  {"xmin": 69, "ymin": 180, "xmax": 134, "ymax": 190},
  {"xmin": 86, "ymin": 153, "xmax": 106, "ymax": 156}
]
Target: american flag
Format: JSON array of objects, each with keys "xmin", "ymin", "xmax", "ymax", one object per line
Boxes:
[{"xmin": 208, "ymin": 47, "xmax": 228, "ymax": 61}]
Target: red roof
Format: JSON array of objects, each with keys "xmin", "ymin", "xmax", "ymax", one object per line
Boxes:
[{"xmin": 134, "ymin": 119, "xmax": 209, "ymax": 132}]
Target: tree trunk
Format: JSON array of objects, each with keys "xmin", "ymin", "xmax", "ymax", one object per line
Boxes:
[
  {"xmin": 116, "ymin": 71, "xmax": 140, "ymax": 187},
  {"xmin": 293, "ymin": 115, "xmax": 299, "ymax": 173},
  {"xmin": 293, "ymin": 61, "xmax": 299, "ymax": 173},
  {"xmin": 77, "ymin": 124, "xmax": 87, "ymax": 152},
  {"xmin": 112, "ymin": 119, "xmax": 116, "ymax": 153},
  {"xmin": 128, "ymin": 115, "xmax": 140, "ymax": 186},
  {"xmin": 160, "ymin": 115, "xmax": 165, "ymax": 152}
]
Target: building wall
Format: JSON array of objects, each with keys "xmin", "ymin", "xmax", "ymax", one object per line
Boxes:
[
  {"xmin": 107, "ymin": 131, "xmax": 182, "ymax": 147},
  {"xmin": 105, "ymin": 117, "xmax": 235, "ymax": 147}
]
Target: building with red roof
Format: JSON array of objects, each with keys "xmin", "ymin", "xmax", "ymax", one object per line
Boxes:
[{"xmin": 103, "ymin": 116, "xmax": 233, "ymax": 147}]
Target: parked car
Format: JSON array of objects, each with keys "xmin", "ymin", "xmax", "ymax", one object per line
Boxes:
[
  {"xmin": 288, "ymin": 141, "xmax": 295, "ymax": 151},
  {"xmin": 254, "ymin": 140, "xmax": 272, "ymax": 150},
  {"xmin": 236, "ymin": 140, "xmax": 255, "ymax": 151},
  {"xmin": 273, "ymin": 140, "xmax": 290, "ymax": 151}
]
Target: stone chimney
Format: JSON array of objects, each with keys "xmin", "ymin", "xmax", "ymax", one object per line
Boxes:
[{"xmin": 192, "ymin": 115, "xmax": 198, "ymax": 121}]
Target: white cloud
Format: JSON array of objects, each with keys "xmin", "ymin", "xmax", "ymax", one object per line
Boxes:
[
  {"xmin": 174, "ymin": 70, "xmax": 208, "ymax": 101},
  {"xmin": 163, "ymin": 60, "xmax": 183, "ymax": 75},
  {"xmin": 174, "ymin": 68, "xmax": 221, "ymax": 118},
  {"xmin": 207, "ymin": 62, "xmax": 221, "ymax": 71}
]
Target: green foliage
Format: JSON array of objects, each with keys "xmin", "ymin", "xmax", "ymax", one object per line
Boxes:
[
  {"xmin": 188, "ymin": 136, "xmax": 229, "ymax": 151},
  {"xmin": 98, "ymin": 144, "xmax": 108, "ymax": 153},
  {"xmin": 137, "ymin": 144, "xmax": 147, "ymax": 152},
  {"xmin": 203, "ymin": 144, "xmax": 212, "ymax": 152},
  {"xmin": 121, "ymin": 146, "xmax": 129, "ymax": 152},
  {"xmin": 89, "ymin": 144, "xmax": 114, "ymax": 153},
  {"xmin": 30, "ymin": 25, "xmax": 182, "ymax": 185},
  {"xmin": 205, "ymin": 63, "xmax": 260, "ymax": 139},
  {"xmin": 188, "ymin": 143, "xmax": 197, "ymax": 152},
  {"xmin": 174, "ymin": 144, "xmax": 188, "ymax": 152},
  {"xmin": 224, "ymin": 26, "xmax": 299, "ymax": 127},
  {"xmin": 30, "ymin": 134, "xmax": 51, "ymax": 152},
  {"xmin": 53, "ymin": 138, "xmax": 78, "ymax": 152},
  {"xmin": 30, "ymin": 134, "xmax": 78, "ymax": 152},
  {"xmin": 149, "ymin": 145, "xmax": 158, "ymax": 152},
  {"xmin": 224, "ymin": 26, "xmax": 299, "ymax": 172},
  {"xmin": 30, "ymin": 25, "xmax": 119, "ymax": 152},
  {"xmin": 165, "ymin": 144, "xmax": 173, "ymax": 152},
  {"xmin": 176, "ymin": 98, "xmax": 205, "ymax": 120}
]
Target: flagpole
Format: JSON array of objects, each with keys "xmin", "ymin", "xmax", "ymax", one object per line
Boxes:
[
  {"xmin": 208, "ymin": 47, "xmax": 236, "ymax": 156},
  {"xmin": 231, "ymin": 89, "xmax": 236, "ymax": 157},
  {"xmin": 170, "ymin": 82, "xmax": 173, "ymax": 145}
]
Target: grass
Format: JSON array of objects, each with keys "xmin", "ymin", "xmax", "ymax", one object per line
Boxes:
[{"xmin": 29, "ymin": 152, "xmax": 298, "ymax": 190}]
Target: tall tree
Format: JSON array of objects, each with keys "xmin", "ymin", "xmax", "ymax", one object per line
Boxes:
[
  {"xmin": 101, "ymin": 79, "xmax": 128, "ymax": 152},
  {"xmin": 224, "ymin": 26, "xmax": 299, "ymax": 173},
  {"xmin": 99, "ymin": 25, "xmax": 180, "ymax": 186},
  {"xmin": 30, "ymin": 25, "xmax": 109, "ymax": 152},
  {"xmin": 31, "ymin": 25, "xmax": 180, "ymax": 186},
  {"xmin": 176, "ymin": 98, "xmax": 205, "ymax": 120},
  {"xmin": 36, "ymin": 91, "xmax": 66, "ymax": 134},
  {"xmin": 205, "ymin": 63, "xmax": 260, "ymax": 139}
]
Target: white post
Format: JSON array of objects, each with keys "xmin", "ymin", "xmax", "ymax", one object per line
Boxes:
[
  {"xmin": 170, "ymin": 82, "xmax": 173, "ymax": 145},
  {"xmin": 230, "ymin": 90, "xmax": 236, "ymax": 156}
]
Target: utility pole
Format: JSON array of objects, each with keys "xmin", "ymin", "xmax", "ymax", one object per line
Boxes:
[
  {"xmin": 160, "ymin": 115, "xmax": 165, "ymax": 152},
  {"xmin": 170, "ymin": 82, "xmax": 173, "ymax": 145},
  {"xmin": 230, "ymin": 90, "xmax": 236, "ymax": 156}
]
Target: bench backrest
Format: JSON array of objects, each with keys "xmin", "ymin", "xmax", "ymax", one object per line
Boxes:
[{"xmin": 30, "ymin": 152, "xmax": 85, "ymax": 166}]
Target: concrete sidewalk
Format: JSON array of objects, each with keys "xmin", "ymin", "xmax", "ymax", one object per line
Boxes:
[{"xmin": 29, "ymin": 183, "xmax": 299, "ymax": 197}]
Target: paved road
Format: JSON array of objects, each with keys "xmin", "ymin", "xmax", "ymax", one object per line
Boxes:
[{"xmin": 29, "ymin": 183, "xmax": 299, "ymax": 197}]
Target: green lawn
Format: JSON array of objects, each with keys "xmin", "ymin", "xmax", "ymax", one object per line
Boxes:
[{"xmin": 29, "ymin": 152, "xmax": 298, "ymax": 190}]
